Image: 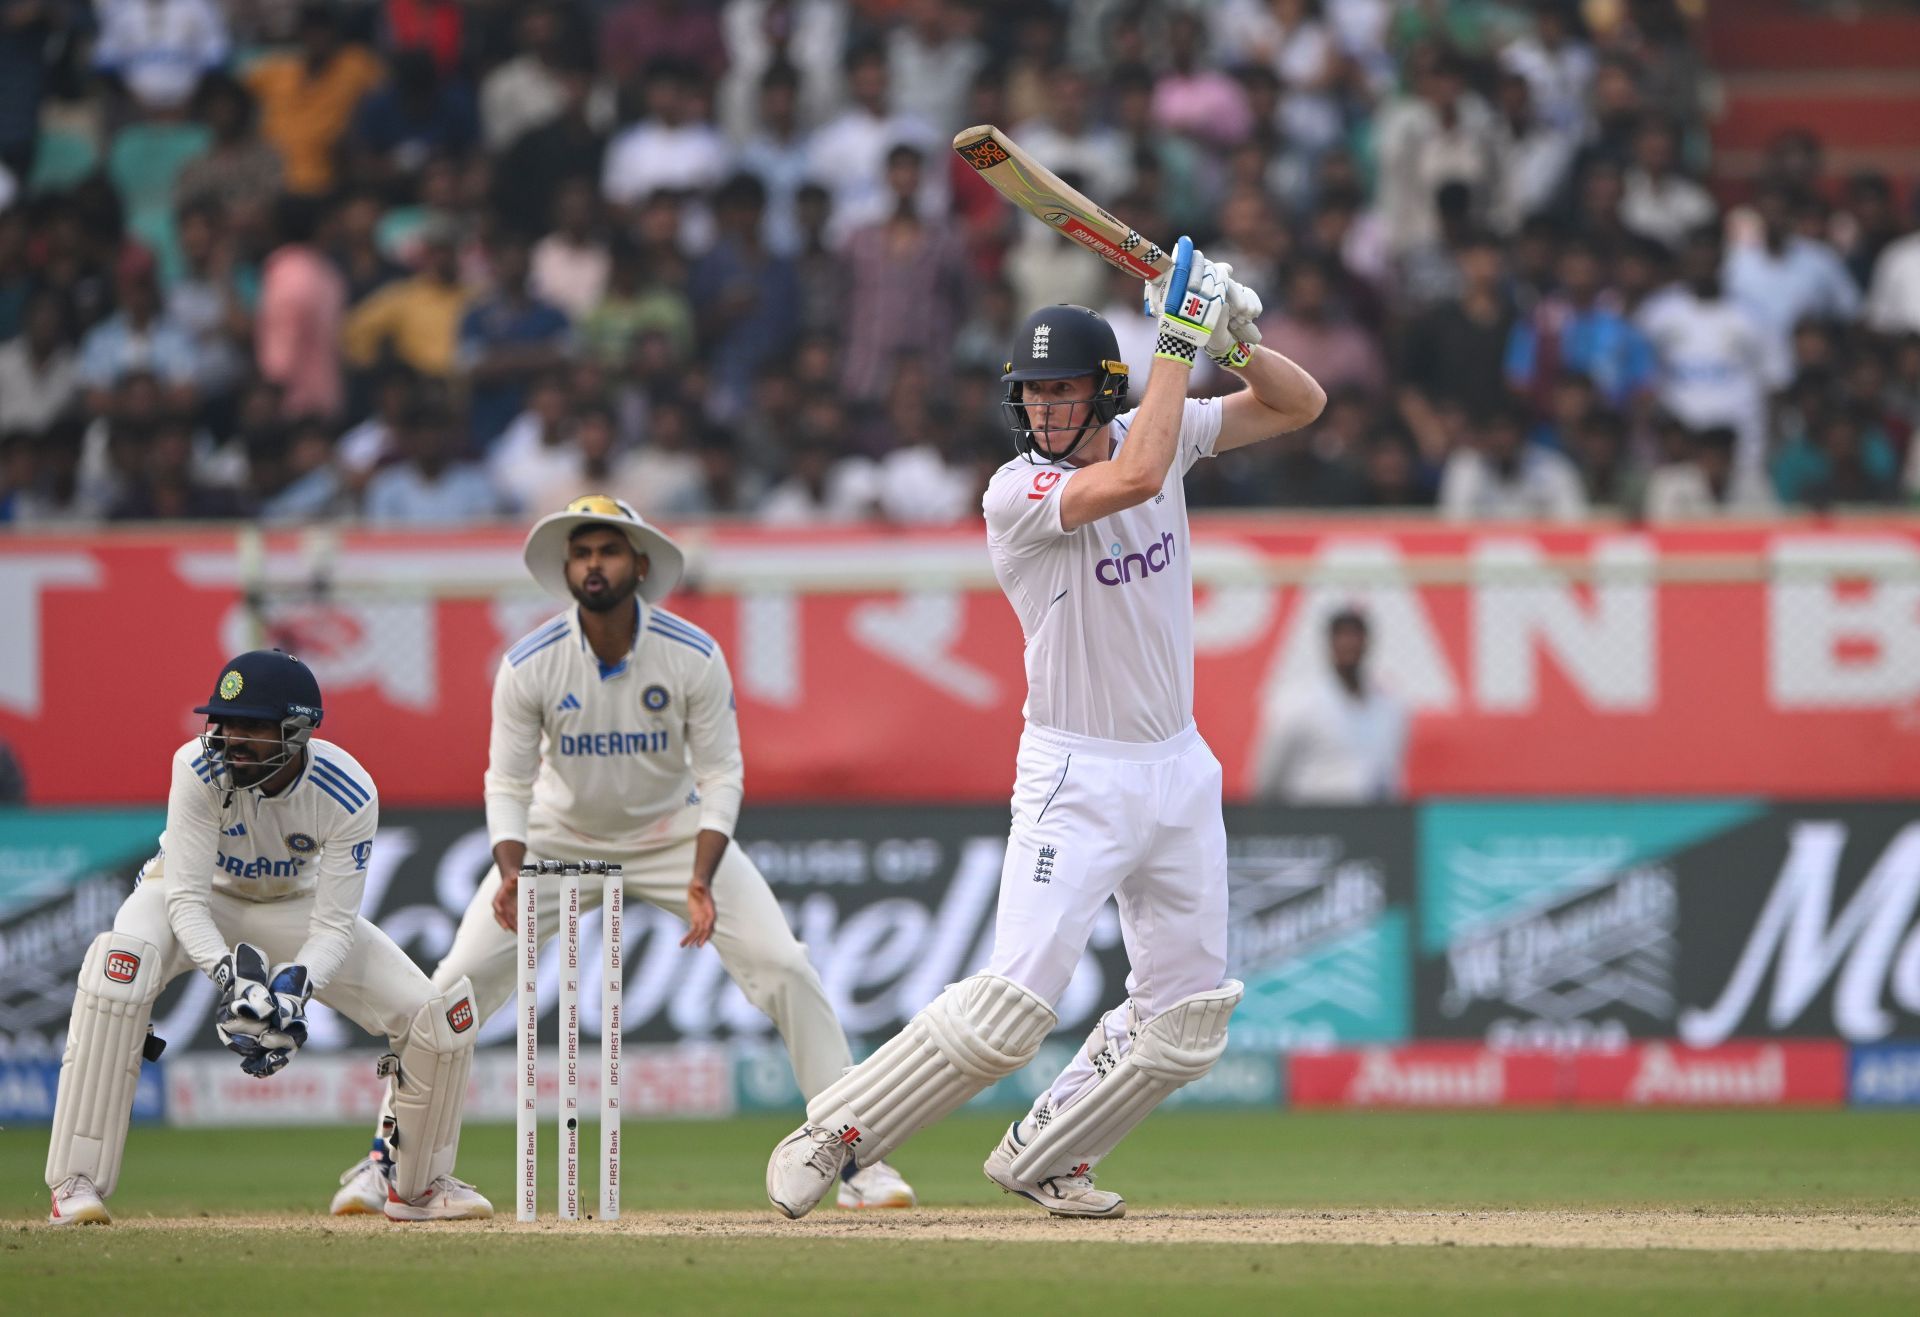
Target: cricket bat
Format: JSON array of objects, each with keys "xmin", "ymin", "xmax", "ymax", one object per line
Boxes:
[{"xmin": 952, "ymin": 124, "xmax": 1173, "ymax": 283}]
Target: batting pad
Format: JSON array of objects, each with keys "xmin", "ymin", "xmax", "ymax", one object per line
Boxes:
[
  {"xmin": 46, "ymin": 932, "xmax": 163, "ymax": 1197},
  {"xmin": 1007, "ymin": 979, "xmax": 1243, "ymax": 1185},
  {"xmin": 388, "ymin": 976, "xmax": 478, "ymax": 1201},
  {"xmin": 807, "ymin": 974, "xmax": 1055, "ymax": 1168}
]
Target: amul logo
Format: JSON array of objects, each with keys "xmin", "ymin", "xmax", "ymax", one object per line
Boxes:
[{"xmin": 1095, "ymin": 531, "xmax": 1177, "ymax": 586}]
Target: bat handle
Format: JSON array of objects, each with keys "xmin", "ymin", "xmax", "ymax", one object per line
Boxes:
[{"xmin": 1163, "ymin": 236, "xmax": 1195, "ymax": 316}]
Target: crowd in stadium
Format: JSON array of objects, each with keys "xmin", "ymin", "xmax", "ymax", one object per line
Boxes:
[{"xmin": 1, "ymin": 0, "xmax": 1918, "ymax": 526}]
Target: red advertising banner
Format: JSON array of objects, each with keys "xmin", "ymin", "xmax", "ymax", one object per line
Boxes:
[
  {"xmin": 4, "ymin": 520, "xmax": 1919, "ymax": 805},
  {"xmin": 1569, "ymin": 1041, "xmax": 1848, "ymax": 1107},
  {"xmin": 1289, "ymin": 1044, "xmax": 1562, "ymax": 1108}
]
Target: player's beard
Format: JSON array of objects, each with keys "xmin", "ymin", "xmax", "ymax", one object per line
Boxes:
[{"xmin": 570, "ymin": 571, "xmax": 639, "ymax": 613}]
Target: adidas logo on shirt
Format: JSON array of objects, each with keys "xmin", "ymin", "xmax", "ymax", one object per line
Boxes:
[
  {"xmin": 223, "ymin": 823, "xmax": 247, "ymax": 837},
  {"xmin": 557, "ymin": 693, "xmax": 582, "ymax": 712}
]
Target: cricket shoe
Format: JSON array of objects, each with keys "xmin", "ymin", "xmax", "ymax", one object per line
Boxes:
[
  {"xmin": 384, "ymin": 1174, "xmax": 493, "ymax": 1221},
  {"xmin": 767, "ymin": 1123, "xmax": 853, "ymax": 1219},
  {"xmin": 330, "ymin": 1152, "xmax": 390, "ymax": 1216},
  {"xmin": 48, "ymin": 1174, "xmax": 110, "ymax": 1227},
  {"xmin": 983, "ymin": 1123, "xmax": 1125, "ymax": 1219},
  {"xmin": 837, "ymin": 1158, "xmax": 916, "ymax": 1209}
]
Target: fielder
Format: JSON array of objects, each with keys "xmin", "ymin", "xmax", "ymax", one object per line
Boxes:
[
  {"xmin": 330, "ymin": 495, "xmax": 915, "ymax": 1212},
  {"xmin": 47, "ymin": 649, "xmax": 489, "ymax": 1225},
  {"xmin": 767, "ymin": 239, "xmax": 1325, "ymax": 1218}
]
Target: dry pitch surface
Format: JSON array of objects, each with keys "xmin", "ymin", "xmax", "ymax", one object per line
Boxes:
[{"xmin": 96, "ymin": 1206, "xmax": 1920, "ymax": 1252}]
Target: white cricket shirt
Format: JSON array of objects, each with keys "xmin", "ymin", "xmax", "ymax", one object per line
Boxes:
[
  {"xmin": 483, "ymin": 602, "xmax": 743, "ymax": 850},
  {"xmin": 141, "ymin": 737, "xmax": 379, "ymax": 990},
  {"xmin": 982, "ymin": 397, "xmax": 1222, "ymax": 743}
]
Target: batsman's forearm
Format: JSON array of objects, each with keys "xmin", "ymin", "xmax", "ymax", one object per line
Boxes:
[
  {"xmin": 1114, "ymin": 360, "xmax": 1192, "ymax": 490},
  {"xmin": 1232, "ymin": 346, "xmax": 1326, "ymax": 431},
  {"xmin": 692, "ymin": 829, "xmax": 730, "ymax": 889}
]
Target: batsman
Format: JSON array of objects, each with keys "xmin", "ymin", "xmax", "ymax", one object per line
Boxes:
[
  {"xmin": 767, "ymin": 238, "xmax": 1325, "ymax": 1218},
  {"xmin": 329, "ymin": 496, "xmax": 915, "ymax": 1213},
  {"xmin": 47, "ymin": 650, "xmax": 489, "ymax": 1224}
]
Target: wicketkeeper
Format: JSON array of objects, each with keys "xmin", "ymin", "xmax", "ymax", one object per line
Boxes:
[{"xmin": 47, "ymin": 649, "xmax": 489, "ymax": 1224}]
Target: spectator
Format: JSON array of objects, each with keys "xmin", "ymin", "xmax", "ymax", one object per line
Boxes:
[
  {"xmin": 1506, "ymin": 237, "xmax": 1656, "ymax": 410},
  {"xmin": 1489, "ymin": 72, "xmax": 1578, "ymax": 236},
  {"xmin": 175, "ymin": 75, "xmax": 284, "ymax": 243},
  {"xmin": 692, "ymin": 172, "xmax": 800, "ymax": 417},
  {"xmin": 603, "ymin": 0, "xmax": 726, "ymax": 92},
  {"xmin": 1009, "ymin": 66, "xmax": 1131, "ymax": 201},
  {"xmin": 0, "ymin": 0, "xmax": 66, "ymax": 185},
  {"xmin": 108, "ymin": 412, "xmax": 245, "ymax": 519},
  {"xmin": 330, "ymin": 188, "xmax": 406, "ymax": 306},
  {"xmin": 259, "ymin": 414, "xmax": 352, "ymax": 521},
  {"xmin": 1439, "ymin": 403, "xmax": 1587, "ymax": 520},
  {"xmin": 808, "ymin": 42, "xmax": 941, "ymax": 238},
  {"xmin": 1838, "ymin": 172, "xmax": 1902, "ymax": 291},
  {"xmin": 735, "ymin": 62, "xmax": 816, "ymax": 256},
  {"xmin": 364, "ymin": 396, "xmax": 501, "ymax": 523},
  {"xmin": 105, "ymin": 100, "xmax": 214, "ymax": 285},
  {"xmin": 167, "ymin": 198, "xmax": 250, "ymax": 417},
  {"xmin": 1569, "ymin": 408, "xmax": 1641, "ymax": 513},
  {"xmin": 1374, "ymin": 50, "xmax": 1498, "ymax": 256},
  {"xmin": 1356, "ymin": 428, "xmax": 1429, "ymax": 507},
  {"xmin": 1398, "ymin": 230, "xmax": 1514, "ymax": 462},
  {"xmin": 336, "ymin": 361, "xmax": 416, "ymax": 476},
  {"xmin": 347, "ymin": 49, "xmax": 478, "ymax": 191},
  {"xmin": 93, "ymin": 0, "xmax": 228, "ymax": 114},
  {"xmin": 1500, "ymin": 0, "xmax": 1595, "ymax": 135},
  {"xmin": 493, "ymin": 58, "xmax": 607, "ymax": 241},
  {"xmin": 887, "ymin": 0, "xmax": 985, "ymax": 133},
  {"xmin": 1619, "ymin": 115, "xmax": 1714, "ymax": 252},
  {"xmin": 618, "ymin": 398, "xmax": 706, "ymax": 518},
  {"xmin": 1772, "ymin": 401, "xmax": 1900, "ymax": 508},
  {"xmin": 580, "ymin": 239, "xmax": 695, "ymax": 369},
  {"xmin": 1725, "ymin": 183, "xmax": 1862, "ymax": 363},
  {"xmin": 759, "ymin": 439, "xmax": 881, "ymax": 525},
  {"xmin": 524, "ymin": 399, "xmax": 616, "ymax": 513},
  {"xmin": 342, "ymin": 222, "xmax": 469, "ymax": 380},
  {"xmin": 601, "ymin": 62, "xmax": 729, "ymax": 210},
  {"xmin": 255, "ymin": 196, "xmax": 344, "ymax": 419},
  {"xmin": 486, "ymin": 369, "xmax": 575, "ymax": 510},
  {"xmin": 1151, "ymin": 10, "xmax": 1254, "ymax": 149},
  {"xmin": 1259, "ymin": 260, "xmax": 1386, "ymax": 395},
  {"xmin": 1866, "ymin": 187, "xmax": 1920, "ymax": 337},
  {"xmin": 1643, "ymin": 424, "xmax": 1779, "ymax": 521},
  {"xmin": 717, "ymin": 0, "xmax": 847, "ymax": 142},
  {"xmin": 1638, "ymin": 224, "xmax": 1782, "ymax": 475},
  {"xmin": 457, "ymin": 231, "xmax": 572, "ymax": 448},
  {"xmin": 78, "ymin": 246, "xmax": 199, "ymax": 414},
  {"xmin": 1251, "ymin": 607, "xmax": 1408, "ymax": 803},
  {"xmin": 245, "ymin": 2, "xmax": 384, "ymax": 196},
  {"xmin": 840, "ymin": 145, "xmax": 966, "ymax": 402},
  {"xmin": 0, "ymin": 290, "xmax": 80, "ymax": 434},
  {"xmin": 481, "ymin": 5, "xmax": 610, "ymax": 152},
  {"xmin": 532, "ymin": 178, "xmax": 612, "ymax": 321}
]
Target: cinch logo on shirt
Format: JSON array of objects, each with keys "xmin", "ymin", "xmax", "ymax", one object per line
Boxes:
[
  {"xmin": 216, "ymin": 850, "xmax": 301, "ymax": 880},
  {"xmin": 558, "ymin": 731, "xmax": 671, "ymax": 756},
  {"xmin": 1094, "ymin": 531, "xmax": 1177, "ymax": 586}
]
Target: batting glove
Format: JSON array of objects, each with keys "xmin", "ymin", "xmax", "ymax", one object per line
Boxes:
[{"xmin": 1144, "ymin": 237, "xmax": 1228, "ymax": 366}]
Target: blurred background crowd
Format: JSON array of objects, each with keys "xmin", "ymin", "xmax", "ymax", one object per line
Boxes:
[{"xmin": 2, "ymin": 0, "xmax": 1919, "ymax": 527}]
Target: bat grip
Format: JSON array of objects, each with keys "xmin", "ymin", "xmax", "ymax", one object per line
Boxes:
[{"xmin": 1163, "ymin": 236, "xmax": 1195, "ymax": 317}]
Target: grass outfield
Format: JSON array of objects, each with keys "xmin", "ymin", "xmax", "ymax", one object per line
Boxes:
[{"xmin": 5, "ymin": 1111, "xmax": 1919, "ymax": 1314}]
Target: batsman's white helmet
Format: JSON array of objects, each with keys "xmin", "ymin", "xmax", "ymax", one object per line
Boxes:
[{"xmin": 522, "ymin": 494, "xmax": 686, "ymax": 603}]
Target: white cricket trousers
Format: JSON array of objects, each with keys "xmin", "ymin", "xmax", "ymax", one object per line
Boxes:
[
  {"xmin": 986, "ymin": 721, "xmax": 1230, "ymax": 1115},
  {"xmin": 111, "ymin": 877, "xmax": 440, "ymax": 1038},
  {"xmin": 436, "ymin": 819, "xmax": 852, "ymax": 1099}
]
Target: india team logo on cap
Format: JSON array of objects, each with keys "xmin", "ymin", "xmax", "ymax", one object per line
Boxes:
[{"xmin": 219, "ymin": 670, "xmax": 244, "ymax": 700}]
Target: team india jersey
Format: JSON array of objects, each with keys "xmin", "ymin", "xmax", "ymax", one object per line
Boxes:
[
  {"xmin": 142, "ymin": 737, "xmax": 379, "ymax": 989},
  {"xmin": 483, "ymin": 602, "xmax": 743, "ymax": 850},
  {"xmin": 982, "ymin": 397, "xmax": 1222, "ymax": 743}
]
